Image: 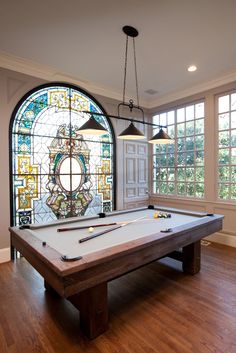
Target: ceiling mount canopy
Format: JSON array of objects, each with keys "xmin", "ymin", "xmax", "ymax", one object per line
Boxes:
[{"xmin": 122, "ymin": 25, "xmax": 139, "ymax": 38}]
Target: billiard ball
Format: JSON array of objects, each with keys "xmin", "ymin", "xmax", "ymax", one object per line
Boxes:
[{"xmin": 89, "ymin": 227, "xmax": 94, "ymax": 233}]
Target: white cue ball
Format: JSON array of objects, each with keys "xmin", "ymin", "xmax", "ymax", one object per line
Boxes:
[{"xmin": 88, "ymin": 227, "xmax": 94, "ymax": 233}]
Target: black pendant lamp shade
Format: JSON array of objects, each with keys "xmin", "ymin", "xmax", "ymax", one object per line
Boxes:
[
  {"xmin": 149, "ymin": 128, "xmax": 174, "ymax": 144},
  {"xmin": 118, "ymin": 122, "xmax": 145, "ymax": 140},
  {"xmin": 78, "ymin": 115, "xmax": 108, "ymax": 136}
]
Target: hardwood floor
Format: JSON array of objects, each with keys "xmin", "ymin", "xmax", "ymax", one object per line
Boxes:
[{"xmin": 0, "ymin": 242, "xmax": 236, "ymax": 353}]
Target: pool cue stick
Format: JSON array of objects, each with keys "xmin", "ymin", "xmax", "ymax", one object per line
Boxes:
[
  {"xmin": 57, "ymin": 222, "xmax": 118, "ymax": 232},
  {"xmin": 57, "ymin": 217, "xmax": 151, "ymax": 232},
  {"xmin": 79, "ymin": 216, "xmax": 146, "ymax": 243}
]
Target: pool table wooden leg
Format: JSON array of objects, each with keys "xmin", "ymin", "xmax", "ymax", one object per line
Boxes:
[
  {"xmin": 11, "ymin": 245, "xmax": 16, "ymax": 260},
  {"xmin": 68, "ymin": 282, "xmax": 108, "ymax": 339},
  {"xmin": 182, "ymin": 240, "xmax": 201, "ymax": 275},
  {"xmin": 44, "ymin": 280, "xmax": 61, "ymax": 297}
]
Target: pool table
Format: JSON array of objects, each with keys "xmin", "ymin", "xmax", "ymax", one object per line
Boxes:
[{"xmin": 9, "ymin": 206, "xmax": 223, "ymax": 339}]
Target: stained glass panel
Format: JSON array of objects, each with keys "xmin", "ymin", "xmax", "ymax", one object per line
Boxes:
[{"xmin": 11, "ymin": 85, "xmax": 114, "ymax": 225}]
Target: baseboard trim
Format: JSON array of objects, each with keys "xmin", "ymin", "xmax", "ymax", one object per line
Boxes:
[
  {"xmin": 206, "ymin": 232, "xmax": 236, "ymax": 248},
  {"xmin": 0, "ymin": 248, "xmax": 11, "ymax": 263}
]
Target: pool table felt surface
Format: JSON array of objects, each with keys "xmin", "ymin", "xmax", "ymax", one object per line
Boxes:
[{"xmin": 27, "ymin": 209, "xmax": 203, "ymax": 257}]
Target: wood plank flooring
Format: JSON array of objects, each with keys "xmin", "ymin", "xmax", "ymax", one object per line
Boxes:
[{"xmin": 0, "ymin": 242, "xmax": 236, "ymax": 353}]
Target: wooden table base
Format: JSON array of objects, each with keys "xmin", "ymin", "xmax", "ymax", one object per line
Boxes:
[
  {"xmin": 182, "ymin": 240, "xmax": 201, "ymax": 275},
  {"xmin": 68, "ymin": 282, "xmax": 108, "ymax": 339},
  {"xmin": 44, "ymin": 241, "xmax": 201, "ymax": 338},
  {"xmin": 45, "ymin": 281, "xmax": 108, "ymax": 339}
]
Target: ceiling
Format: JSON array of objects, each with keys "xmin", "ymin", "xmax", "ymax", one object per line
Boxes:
[{"xmin": 1, "ymin": 0, "xmax": 236, "ymax": 108}]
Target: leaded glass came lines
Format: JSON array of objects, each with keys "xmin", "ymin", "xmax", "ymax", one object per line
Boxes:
[{"xmin": 11, "ymin": 85, "xmax": 114, "ymax": 226}]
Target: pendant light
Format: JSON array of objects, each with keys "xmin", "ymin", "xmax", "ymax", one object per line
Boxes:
[
  {"xmin": 117, "ymin": 26, "xmax": 145, "ymax": 140},
  {"xmin": 118, "ymin": 122, "xmax": 145, "ymax": 140},
  {"xmin": 77, "ymin": 114, "xmax": 108, "ymax": 136},
  {"xmin": 149, "ymin": 128, "xmax": 174, "ymax": 144},
  {"xmin": 80, "ymin": 25, "xmax": 174, "ymax": 144}
]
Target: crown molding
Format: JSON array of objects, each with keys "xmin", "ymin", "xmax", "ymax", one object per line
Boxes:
[
  {"xmin": 0, "ymin": 50, "xmax": 127, "ymax": 103},
  {"xmin": 146, "ymin": 70, "xmax": 236, "ymax": 109},
  {"xmin": 1, "ymin": 51, "xmax": 236, "ymax": 110}
]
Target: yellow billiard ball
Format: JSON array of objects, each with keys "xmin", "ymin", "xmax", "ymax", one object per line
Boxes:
[
  {"xmin": 154, "ymin": 212, "xmax": 159, "ymax": 219},
  {"xmin": 88, "ymin": 227, "xmax": 94, "ymax": 233}
]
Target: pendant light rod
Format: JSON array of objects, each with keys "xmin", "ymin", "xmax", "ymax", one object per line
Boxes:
[
  {"xmin": 122, "ymin": 31, "xmax": 128, "ymax": 104},
  {"xmin": 122, "ymin": 25, "xmax": 139, "ymax": 107},
  {"xmin": 81, "ymin": 110, "xmax": 167, "ymax": 129}
]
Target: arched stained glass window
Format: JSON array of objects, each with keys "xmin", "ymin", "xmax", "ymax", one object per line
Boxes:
[{"xmin": 10, "ymin": 83, "xmax": 115, "ymax": 226}]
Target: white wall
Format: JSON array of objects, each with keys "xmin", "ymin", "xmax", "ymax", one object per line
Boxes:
[{"xmin": 0, "ymin": 69, "xmax": 46, "ymax": 261}]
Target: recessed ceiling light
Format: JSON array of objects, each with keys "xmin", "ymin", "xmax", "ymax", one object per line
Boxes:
[{"xmin": 188, "ymin": 65, "xmax": 197, "ymax": 72}]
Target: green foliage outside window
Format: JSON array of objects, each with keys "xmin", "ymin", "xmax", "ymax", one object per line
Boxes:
[
  {"xmin": 153, "ymin": 102, "xmax": 205, "ymax": 198},
  {"xmin": 218, "ymin": 92, "xmax": 236, "ymax": 200}
]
